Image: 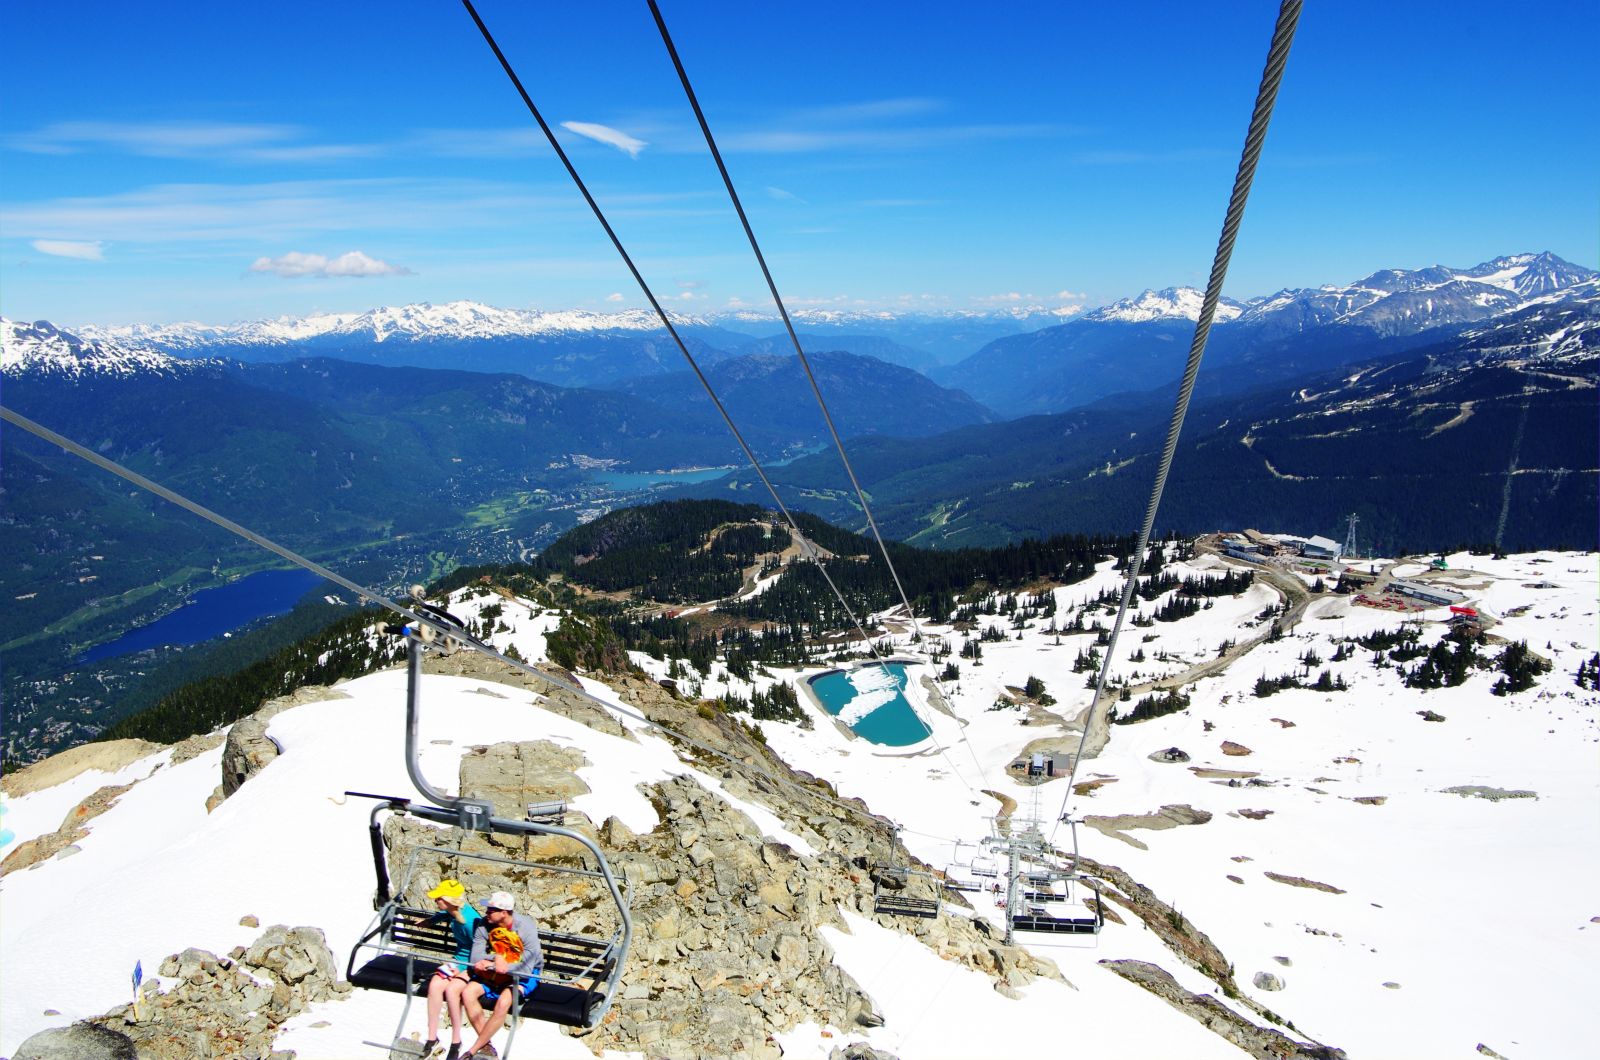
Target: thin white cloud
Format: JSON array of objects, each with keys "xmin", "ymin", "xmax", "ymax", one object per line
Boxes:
[
  {"xmin": 723, "ymin": 123, "xmax": 1065, "ymax": 155},
  {"xmin": 559, "ymin": 122, "xmax": 646, "ymax": 158},
  {"xmin": 765, "ymin": 186, "xmax": 802, "ymax": 202},
  {"xmin": 605, "ymin": 292, "xmax": 625, "ymax": 302},
  {"xmin": 31, "ymin": 239, "xmax": 105, "ymax": 261},
  {"xmin": 249, "ymin": 250, "xmax": 412, "ymax": 279},
  {"xmin": 5, "ymin": 121, "xmax": 374, "ymax": 163}
]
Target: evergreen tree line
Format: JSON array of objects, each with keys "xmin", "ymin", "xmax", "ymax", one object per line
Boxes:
[
  {"xmin": 100, "ymin": 610, "xmax": 403, "ymax": 745},
  {"xmin": 1111, "ymin": 688, "xmax": 1191, "ymax": 725},
  {"xmin": 1254, "ymin": 670, "xmax": 1349, "ymax": 697}
]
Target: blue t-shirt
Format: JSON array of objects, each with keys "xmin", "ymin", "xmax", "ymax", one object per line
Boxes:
[{"xmin": 432, "ymin": 904, "xmax": 482, "ymax": 966}]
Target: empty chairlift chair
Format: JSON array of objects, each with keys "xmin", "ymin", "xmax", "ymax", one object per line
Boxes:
[
  {"xmin": 868, "ymin": 825, "xmax": 941, "ymax": 918},
  {"xmin": 1010, "ymin": 872, "xmax": 1104, "ymax": 936},
  {"xmin": 872, "ymin": 863, "xmax": 942, "ymax": 918}
]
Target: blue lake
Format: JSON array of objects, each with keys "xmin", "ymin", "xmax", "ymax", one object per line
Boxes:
[
  {"xmin": 78, "ymin": 568, "xmax": 326, "ymax": 664},
  {"xmin": 808, "ymin": 663, "xmax": 930, "ymax": 747},
  {"xmin": 591, "ymin": 447, "xmax": 825, "ymax": 491},
  {"xmin": 591, "ymin": 466, "xmax": 734, "ymax": 490}
]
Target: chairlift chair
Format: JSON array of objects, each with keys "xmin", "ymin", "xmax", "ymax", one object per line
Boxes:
[
  {"xmin": 1009, "ymin": 876, "xmax": 1104, "ymax": 935},
  {"xmin": 344, "ymin": 611, "xmax": 633, "ymax": 1056},
  {"xmin": 871, "ymin": 863, "xmax": 941, "ymax": 918},
  {"xmin": 1008, "ymin": 845, "xmax": 1104, "ymax": 937},
  {"xmin": 941, "ymin": 842, "xmax": 996, "ymax": 894},
  {"xmin": 871, "ymin": 828, "xmax": 941, "ymax": 918}
]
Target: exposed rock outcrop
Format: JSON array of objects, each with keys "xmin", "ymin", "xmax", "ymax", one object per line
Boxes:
[
  {"xmin": 1, "ymin": 782, "xmax": 135, "ymax": 876},
  {"xmin": 78, "ymin": 925, "xmax": 346, "ymax": 1059},
  {"xmin": 368, "ymin": 671, "xmax": 1064, "ymax": 1059},
  {"xmin": 211, "ymin": 686, "xmax": 351, "ymax": 809},
  {"xmin": 12, "ymin": 1022, "xmax": 139, "ymax": 1060},
  {"xmin": 0, "ymin": 739, "xmax": 160, "ymax": 798},
  {"xmin": 424, "ymin": 649, "xmax": 631, "ymax": 739},
  {"xmin": 1101, "ymin": 960, "xmax": 1342, "ymax": 1060},
  {"xmin": 1083, "ymin": 804, "xmax": 1213, "ymax": 850}
]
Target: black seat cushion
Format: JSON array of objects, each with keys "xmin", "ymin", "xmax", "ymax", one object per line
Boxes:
[
  {"xmin": 519, "ymin": 982, "xmax": 595, "ymax": 1027},
  {"xmin": 349, "ymin": 953, "xmax": 443, "ymax": 995}
]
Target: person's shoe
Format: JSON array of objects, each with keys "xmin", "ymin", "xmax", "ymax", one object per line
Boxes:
[
  {"xmin": 421, "ymin": 1040, "xmax": 439, "ymax": 1058},
  {"xmin": 475, "ymin": 1046, "xmax": 499, "ymax": 1059},
  {"xmin": 444, "ymin": 1044, "xmax": 461, "ymax": 1060}
]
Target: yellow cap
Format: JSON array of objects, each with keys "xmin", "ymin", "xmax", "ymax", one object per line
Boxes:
[{"xmin": 427, "ymin": 879, "xmax": 465, "ymax": 903}]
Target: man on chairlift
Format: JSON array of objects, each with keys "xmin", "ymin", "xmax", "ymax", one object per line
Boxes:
[{"xmin": 459, "ymin": 890, "xmax": 544, "ymax": 1060}]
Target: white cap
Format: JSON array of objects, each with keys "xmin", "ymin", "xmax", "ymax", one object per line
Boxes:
[{"xmin": 486, "ymin": 891, "xmax": 516, "ymax": 912}]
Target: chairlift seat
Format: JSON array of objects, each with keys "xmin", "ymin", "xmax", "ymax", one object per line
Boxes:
[
  {"xmin": 874, "ymin": 893, "xmax": 940, "ymax": 918},
  {"xmin": 1011, "ymin": 912, "xmax": 1101, "ymax": 935},
  {"xmin": 348, "ymin": 903, "xmax": 617, "ymax": 1028}
]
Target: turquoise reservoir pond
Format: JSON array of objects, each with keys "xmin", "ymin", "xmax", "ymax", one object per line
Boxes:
[
  {"xmin": 78, "ymin": 568, "xmax": 326, "ymax": 663},
  {"xmin": 808, "ymin": 663, "xmax": 930, "ymax": 747}
]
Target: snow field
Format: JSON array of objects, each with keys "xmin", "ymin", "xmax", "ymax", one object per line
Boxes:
[{"xmin": 3, "ymin": 552, "xmax": 1595, "ymax": 1058}]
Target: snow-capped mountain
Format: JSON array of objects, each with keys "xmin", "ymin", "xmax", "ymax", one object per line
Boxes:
[
  {"xmin": 1082, "ymin": 287, "xmax": 1247, "ymax": 324},
  {"xmin": 0, "ymin": 318, "xmax": 197, "ymax": 378},
  {"xmin": 78, "ymin": 301, "xmax": 716, "ymax": 351},
  {"xmin": 1236, "ymin": 252, "xmax": 1596, "ymax": 338},
  {"xmin": 935, "ymin": 253, "xmax": 1597, "ymax": 417},
  {"xmin": 1457, "ymin": 251, "xmax": 1595, "ymax": 299}
]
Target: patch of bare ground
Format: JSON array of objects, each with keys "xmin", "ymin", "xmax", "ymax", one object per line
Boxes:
[
  {"xmin": 1191, "ymin": 765, "xmax": 1260, "ymax": 780},
  {"xmin": 1073, "ymin": 776, "xmax": 1118, "ymax": 797},
  {"xmin": 1082, "ymin": 856, "xmax": 1343, "ymax": 1058},
  {"xmin": 1265, "ymin": 872, "xmax": 1346, "ymax": 894},
  {"xmin": 1101, "ymin": 960, "xmax": 1345, "ymax": 1060},
  {"xmin": 982, "ymin": 789, "xmax": 1018, "ymax": 820},
  {"xmin": 1, "ymin": 782, "xmax": 135, "ymax": 875},
  {"xmin": 1, "ymin": 738, "xmax": 161, "ymax": 797},
  {"xmin": 1083, "ymin": 804, "xmax": 1213, "ymax": 850}
]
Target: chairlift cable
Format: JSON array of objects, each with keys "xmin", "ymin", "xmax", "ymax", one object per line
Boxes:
[
  {"xmin": 1051, "ymin": 0, "xmax": 1303, "ymax": 842},
  {"xmin": 647, "ymin": 0, "xmax": 989, "ymax": 792},
  {"xmin": 460, "ymin": 0, "xmax": 986, "ymax": 799},
  {"xmin": 459, "ymin": 0, "xmax": 895, "ymax": 677},
  {"xmin": 646, "ymin": 0, "xmax": 929, "ymax": 653},
  {"xmin": 0, "ymin": 405, "xmax": 967, "ymax": 849}
]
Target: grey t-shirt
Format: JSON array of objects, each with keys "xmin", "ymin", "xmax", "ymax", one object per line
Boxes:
[{"xmin": 468, "ymin": 912, "xmax": 544, "ymax": 979}]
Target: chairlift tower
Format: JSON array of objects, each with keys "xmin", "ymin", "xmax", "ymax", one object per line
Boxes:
[{"xmin": 1344, "ymin": 513, "xmax": 1360, "ymax": 560}]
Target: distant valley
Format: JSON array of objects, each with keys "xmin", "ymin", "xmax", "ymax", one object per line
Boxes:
[{"xmin": 2, "ymin": 251, "xmax": 1594, "ymax": 762}]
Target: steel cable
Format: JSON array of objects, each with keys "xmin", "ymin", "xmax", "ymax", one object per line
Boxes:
[
  {"xmin": 0, "ymin": 404, "xmax": 968, "ymax": 849},
  {"xmin": 459, "ymin": 0, "xmax": 892, "ymax": 673},
  {"xmin": 646, "ymin": 0, "xmax": 989, "ymax": 791},
  {"xmin": 1052, "ymin": 0, "xmax": 1303, "ymax": 843}
]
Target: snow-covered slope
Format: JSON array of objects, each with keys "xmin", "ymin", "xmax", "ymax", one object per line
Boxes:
[
  {"xmin": 0, "ymin": 318, "xmax": 199, "ymax": 378},
  {"xmin": 3, "ymin": 548, "xmax": 1594, "ymax": 1058}
]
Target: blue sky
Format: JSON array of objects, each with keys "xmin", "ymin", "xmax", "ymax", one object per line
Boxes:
[{"xmin": 2, "ymin": 1, "xmax": 1595, "ymax": 326}]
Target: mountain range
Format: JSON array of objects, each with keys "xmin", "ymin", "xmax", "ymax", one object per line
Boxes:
[
  {"xmin": 1, "ymin": 250, "xmax": 1595, "ymax": 767},
  {"xmin": 936, "ymin": 253, "xmax": 1596, "ymax": 414},
  {"xmin": 719, "ymin": 282, "xmax": 1599, "ymax": 553}
]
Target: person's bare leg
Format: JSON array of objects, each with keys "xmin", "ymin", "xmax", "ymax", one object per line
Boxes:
[
  {"xmin": 445, "ymin": 977, "xmax": 469, "ymax": 1044},
  {"xmin": 462, "ymin": 983, "xmax": 489, "ymax": 1041},
  {"xmin": 466, "ymin": 988, "xmax": 516, "ymax": 1054},
  {"xmin": 426, "ymin": 973, "xmax": 447, "ymax": 1042}
]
